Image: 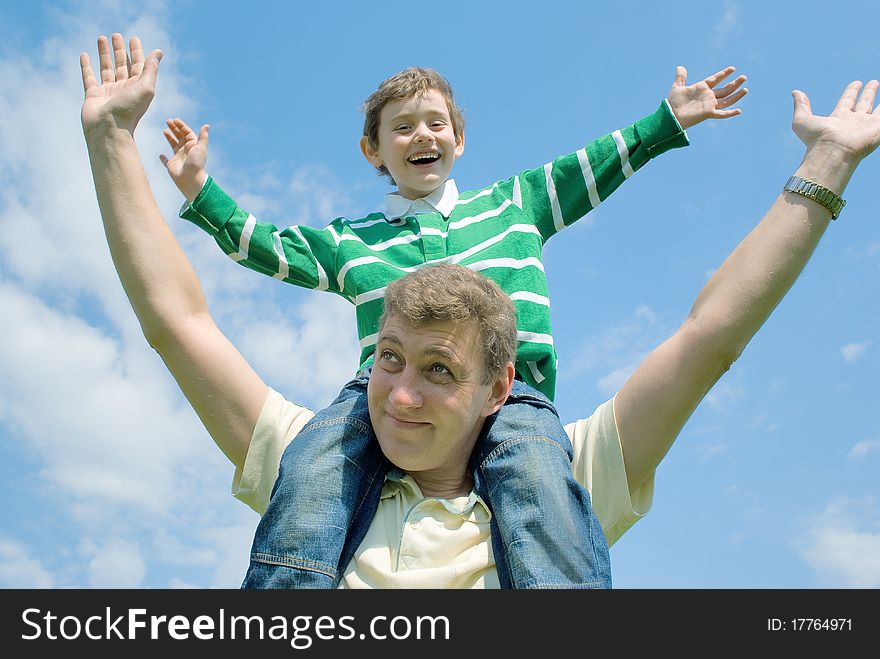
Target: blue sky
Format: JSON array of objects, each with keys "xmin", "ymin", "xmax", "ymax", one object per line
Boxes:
[{"xmin": 0, "ymin": 0, "xmax": 878, "ymax": 588}]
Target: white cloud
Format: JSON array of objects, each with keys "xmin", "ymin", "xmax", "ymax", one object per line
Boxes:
[
  {"xmin": 841, "ymin": 341, "xmax": 870, "ymax": 364},
  {"xmin": 703, "ymin": 377, "xmax": 745, "ymax": 411},
  {"xmin": 0, "ymin": 1, "xmax": 357, "ymax": 588},
  {"xmin": 800, "ymin": 497, "xmax": 880, "ymax": 587},
  {"xmin": 596, "ymin": 362, "xmax": 640, "ymax": 397},
  {"xmin": 713, "ymin": 1, "xmax": 742, "ymax": 49},
  {"xmin": 565, "ymin": 304, "xmax": 662, "ymax": 394},
  {"xmin": 849, "ymin": 439, "xmax": 880, "ymax": 459},
  {"xmin": 0, "ymin": 538, "xmax": 56, "ymax": 588},
  {"xmin": 233, "ymin": 294, "xmax": 359, "ymax": 409},
  {"xmin": 699, "ymin": 443, "xmax": 728, "ymax": 461},
  {"xmin": 0, "ymin": 280, "xmax": 204, "ymax": 514},
  {"xmin": 87, "ymin": 538, "xmax": 147, "ymax": 588}
]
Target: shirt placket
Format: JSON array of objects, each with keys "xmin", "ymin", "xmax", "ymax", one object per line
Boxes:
[{"xmin": 414, "ymin": 208, "xmax": 448, "ymax": 262}]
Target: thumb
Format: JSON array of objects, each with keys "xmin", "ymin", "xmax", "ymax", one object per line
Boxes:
[
  {"xmin": 674, "ymin": 65, "xmax": 687, "ymax": 87},
  {"xmin": 139, "ymin": 49, "xmax": 163, "ymax": 90},
  {"xmin": 792, "ymin": 89, "xmax": 812, "ymax": 121},
  {"xmin": 198, "ymin": 124, "xmax": 210, "ymax": 147}
]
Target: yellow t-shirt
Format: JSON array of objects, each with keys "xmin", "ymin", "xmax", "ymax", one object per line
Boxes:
[{"xmin": 232, "ymin": 388, "xmax": 654, "ymax": 588}]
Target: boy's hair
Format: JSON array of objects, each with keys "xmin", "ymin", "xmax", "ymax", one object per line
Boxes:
[
  {"xmin": 361, "ymin": 67, "xmax": 466, "ymax": 183},
  {"xmin": 379, "ymin": 264, "xmax": 516, "ymax": 384}
]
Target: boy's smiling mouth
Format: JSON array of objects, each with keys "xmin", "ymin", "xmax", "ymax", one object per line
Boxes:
[{"xmin": 407, "ymin": 151, "xmax": 441, "ymax": 167}]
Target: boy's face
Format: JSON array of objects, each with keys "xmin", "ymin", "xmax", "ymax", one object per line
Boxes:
[{"xmin": 360, "ymin": 89, "xmax": 464, "ymax": 200}]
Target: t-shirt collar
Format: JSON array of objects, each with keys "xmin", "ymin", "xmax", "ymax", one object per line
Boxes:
[
  {"xmin": 384, "ymin": 179, "xmax": 459, "ymax": 220},
  {"xmin": 383, "ymin": 469, "xmax": 491, "ymax": 519}
]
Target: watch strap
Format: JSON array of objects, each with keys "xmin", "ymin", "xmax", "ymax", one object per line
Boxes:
[{"xmin": 783, "ymin": 175, "xmax": 846, "ymax": 220}]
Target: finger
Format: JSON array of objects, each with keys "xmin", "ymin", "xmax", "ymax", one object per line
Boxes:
[
  {"xmin": 792, "ymin": 89, "xmax": 813, "ymax": 122},
  {"xmin": 713, "ymin": 74, "xmax": 747, "ymax": 99},
  {"xmin": 164, "ymin": 127, "xmax": 183, "ymax": 150},
  {"xmin": 97, "ymin": 35, "xmax": 114, "ymax": 84},
  {"xmin": 198, "ymin": 123, "xmax": 210, "ymax": 148},
  {"xmin": 710, "ymin": 108, "xmax": 742, "ymax": 120},
  {"xmin": 673, "ymin": 65, "xmax": 687, "ymax": 88},
  {"xmin": 170, "ymin": 118, "xmax": 197, "ymax": 142},
  {"xmin": 130, "ymin": 36, "xmax": 145, "ymax": 77},
  {"xmin": 172, "ymin": 117, "xmax": 197, "ymax": 137},
  {"xmin": 833, "ymin": 80, "xmax": 863, "ymax": 113},
  {"xmin": 702, "ymin": 66, "xmax": 736, "ymax": 88},
  {"xmin": 112, "ymin": 33, "xmax": 129, "ymax": 81},
  {"xmin": 80, "ymin": 52, "xmax": 97, "ymax": 94},
  {"xmin": 717, "ymin": 87, "xmax": 748, "ymax": 108},
  {"xmin": 159, "ymin": 154, "xmax": 169, "ymax": 167},
  {"xmin": 855, "ymin": 79, "xmax": 879, "ymax": 113}
]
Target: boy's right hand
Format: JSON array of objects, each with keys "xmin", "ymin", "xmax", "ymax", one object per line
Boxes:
[{"xmin": 160, "ymin": 118, "xmax": 209, "ymax": 203}]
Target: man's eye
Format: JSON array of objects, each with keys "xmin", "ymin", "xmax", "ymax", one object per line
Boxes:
[
  {"xmin": 429, "ymin": 363, "xmax": 451, "ymax": 375},
  {"xmin": 380, "ymin": 350, "xmax": 400, "ymax": 364}
]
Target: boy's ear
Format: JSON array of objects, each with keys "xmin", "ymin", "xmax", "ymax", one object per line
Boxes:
[
  {"xmin": 455, "ymin": 131, "xmax": 465, "ymax": 158},
  {"xmin": 360, "ymin": 136, "xmax": 382, "ymax": 168}
]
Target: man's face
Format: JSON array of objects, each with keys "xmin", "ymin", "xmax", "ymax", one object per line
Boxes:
[
  {"xmin": 368, "ymin": 315, "xmax": 506, "ymax": 483},
  {"xmin": 360, "ymin": 89, "xmax": 464, "ymax": 200}
]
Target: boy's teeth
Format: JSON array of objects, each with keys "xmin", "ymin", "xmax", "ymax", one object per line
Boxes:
[{"xmin": 409, "ymin": 152, "xmax": 439, "ymax": 162}]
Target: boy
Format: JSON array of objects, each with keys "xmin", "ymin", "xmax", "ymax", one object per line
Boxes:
[{"xmin": 162, "ymin": 65, "xmax": 747, "ymax": 588}]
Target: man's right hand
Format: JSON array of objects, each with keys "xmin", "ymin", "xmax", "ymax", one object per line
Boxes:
[
  {"xmin": 80, "ymin": 33, "xmax": 162, "ymax": 138},
  {"xmin": 160, "ymin": 118, "xmax": 210, "ymax": 203}
]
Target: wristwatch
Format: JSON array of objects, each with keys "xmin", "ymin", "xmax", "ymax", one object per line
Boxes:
[{"xmin": 783, "ymin": 175, "xmax": 846, "ymax": 220}]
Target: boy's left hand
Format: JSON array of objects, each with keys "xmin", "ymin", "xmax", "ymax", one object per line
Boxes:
[{"xmin": 667, "ymin": 66, "xmax": 748, "ymax": 130}]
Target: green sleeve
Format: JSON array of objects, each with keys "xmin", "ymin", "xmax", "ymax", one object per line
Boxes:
[
  {"xmin": 180, "ymin": 177, "xmax": 341, "ymax": 293},
  {"xmin": 515, "ymin": 99, "xmax": 689, "ymax": 242}
]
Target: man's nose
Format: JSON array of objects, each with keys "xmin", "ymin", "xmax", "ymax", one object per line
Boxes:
[{"xmin": 388, "ymin": 368, "xmax": 423, "ymax": 407}]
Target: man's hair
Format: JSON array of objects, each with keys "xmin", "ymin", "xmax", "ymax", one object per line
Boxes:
[
  {"xmin": 361, "ymin": 67, "xmax": 465, "ymax": 183},
  {"xmin": 379, "ymin": 264, "xmax": 516, "ymax": 384}
]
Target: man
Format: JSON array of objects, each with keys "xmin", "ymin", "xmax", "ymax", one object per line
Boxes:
[{"xmin": 81, "ymin": 33, "xmax": 879, "ymax": 587}]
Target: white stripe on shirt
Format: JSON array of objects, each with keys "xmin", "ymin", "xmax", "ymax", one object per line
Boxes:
[
  {"xmin": 526, "ymin": 361, "xmax": 546, "ymax": 384},
  {"xmin": 544, "ymin": 162, "xmax": 565, "ymax": 232},
  {"xmin": 517, "ymin": 330, "xmax": 554, "ymax": 346},
  {"xmin": 576, "ymin": 148, "xmax": 602, "ymax": 209},
  {"xmin": 612, "ymin": 130, "xmax": 634, "ymax": 178},
  {"xmin": 231, "ymin": 214, "xmax": 256, "ymax": 262},
  {"xmin": 509, "ymin": 291, "xmax": 551, "ymax": 306}
]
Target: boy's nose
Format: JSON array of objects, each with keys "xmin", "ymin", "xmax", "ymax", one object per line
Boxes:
[{"xmin": 412, "ymin": 123, "xmax": 433, "ymax": 142}]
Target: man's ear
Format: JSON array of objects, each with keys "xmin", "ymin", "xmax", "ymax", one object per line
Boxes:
[
  {"xmin": 360, "ymin": 135, "xmax": 382, "ymax": 168},
  {"xmin": 484, "ymin": 362, "xmax": 515, "ymax": 417}
]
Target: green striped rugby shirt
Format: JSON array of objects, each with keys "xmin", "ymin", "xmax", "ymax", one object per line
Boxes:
[{"xmin": 181, "ymin": 100, "xmax": 688, "ymax": 400}]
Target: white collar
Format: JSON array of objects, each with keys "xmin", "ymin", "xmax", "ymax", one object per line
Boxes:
[{"xmin": 383, "ymin": 179, "xmax": 460, "ymax": 220}]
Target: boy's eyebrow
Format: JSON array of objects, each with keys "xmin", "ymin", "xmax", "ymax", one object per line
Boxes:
[{"xmin": 386, "ymin": 108, "xmax": 450, "ymax": 124}]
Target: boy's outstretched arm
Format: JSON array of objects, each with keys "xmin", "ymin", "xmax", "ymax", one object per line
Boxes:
[
  {"xmin": 666, "ymin": 65, "xmax": 748, "ymax": 130},
  {"xmin": 160, "ymin": 117, "xmax": 209, "ymax": 203},
  {"xmin": 614, "ymin": 78, "xmax": 880, "ymax": 494},
  {"xmin": 81, "ymin": 33, "xmax": 269, "ymax": 469}
]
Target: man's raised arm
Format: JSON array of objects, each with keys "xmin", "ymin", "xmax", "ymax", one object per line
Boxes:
[
  {"xmin": 614, "ymin": 78, "xmax": 880, "ymax": 494},
  {"xmin": 81, "ymin": 33, "xmax": 268, "ymax": 468}
]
